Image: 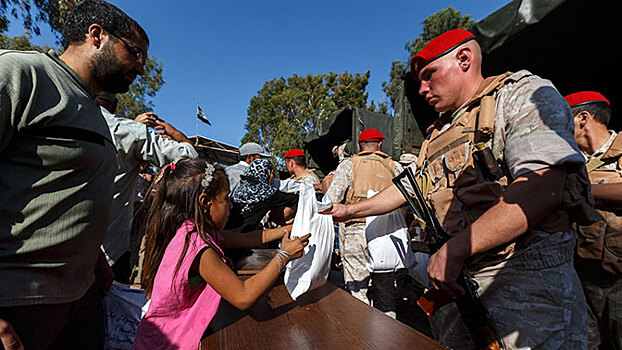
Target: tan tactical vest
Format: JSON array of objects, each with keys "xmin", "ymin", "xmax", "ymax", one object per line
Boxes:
[
  {"xmin": 415, "ymin": 73, "xmax": 596, "ymax": 259},
  {"xmin": 345, "ymin": 151, "xmax": 396, "ymax": 223},
  {"xmin": 577, "ymin": 134, "xmax": 622, "ymax": 275},
  {"xmin": 294, "ymin": 168, "xmax": 320, "ymax": 184}
]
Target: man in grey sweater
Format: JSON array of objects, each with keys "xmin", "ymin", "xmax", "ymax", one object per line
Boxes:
[{"xmin": 0, "ymin": 1, "xmax": 149, "ymax": 348}]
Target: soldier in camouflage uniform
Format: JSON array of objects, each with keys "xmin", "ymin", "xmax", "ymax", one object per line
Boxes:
[
  {"xmin": 326, "ymin": 30, "xmax": 591, "ymax": 349},
  {"xmin": 326, "ymin": 129, "xmax": 403, "ymax": 310},
  {"xmin": 565, "ymin": 91, "xmax": 622, "ymax": 350}
]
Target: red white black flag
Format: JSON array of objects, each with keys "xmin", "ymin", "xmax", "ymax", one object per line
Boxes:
[{"xmin": 197, "ymin": 105, "xmax": 211, "ymax": 125}]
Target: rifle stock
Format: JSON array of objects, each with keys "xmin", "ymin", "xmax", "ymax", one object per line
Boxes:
[{"xmin": 392, "ymin": 167, "xmax": 504, "ymax": 350}]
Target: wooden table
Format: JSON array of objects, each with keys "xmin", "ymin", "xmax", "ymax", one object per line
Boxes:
[
  {"xmin": 233, "ymin": 248, "xmax": 277, "ymax": 275},
  {"xmin": 201, "ymin": 279, "xmax": 446, "ymax": 349}
]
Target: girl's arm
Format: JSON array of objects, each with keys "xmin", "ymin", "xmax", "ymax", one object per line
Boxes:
[
  {"xmin": 219, "ymin": 224, "xmax": 292, "ymax": 249},
  {"xmin": 197, "ymin": 233, "xmax": 310, "ymax": 310}
]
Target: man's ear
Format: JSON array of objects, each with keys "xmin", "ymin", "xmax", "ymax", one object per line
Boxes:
[
  {"xmin": 455, "ymin": 47, "xmax": 472, "ymax": 72},
  {"xmin": 87, "ymin": 23, "xmax": 105, "ymax": 49},
  {"xmin": 577, "ymin": 111, "xmax": 590, "ymax": 128}
]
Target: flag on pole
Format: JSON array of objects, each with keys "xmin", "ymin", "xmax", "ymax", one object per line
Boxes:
[{"xmin": 197, "ymin": 105, "xmax": 211, "ymax": 125}]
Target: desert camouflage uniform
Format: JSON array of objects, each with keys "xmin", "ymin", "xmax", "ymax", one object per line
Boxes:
[
  {"xmin": 294, "ymin": 169, "xmax": 320, "ymax": 186},
  {"xmin": 577, "ymin": 131, "xmax": 622, "ymax": 350},
  {"xmin": 404, "ymin": 71, "xmax": 588, "ymax": 349},
  {"xmin": 326, "ymin": 157, "xmax": 403, "ymax": 304}
]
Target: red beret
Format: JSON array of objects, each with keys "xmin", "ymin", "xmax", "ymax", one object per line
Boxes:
[
  {"xmin": 284, "ymin": 148, "xmax": 305, "ymax": 158},
  {"xmin": 564, "ymin": 91, "xmax": 610, "ymax": 108},
  {"xmin": 358, "ymin": 128, "xmax": 385, "ymax": 143},
  {"xmin": 410, "ymin": 29, "xmax": 476, "ymax": 80}
]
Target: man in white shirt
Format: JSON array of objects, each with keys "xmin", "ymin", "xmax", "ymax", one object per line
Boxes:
[{"xmin": 96, "ymin": 92, "xmax": 198, "ymax": 282}]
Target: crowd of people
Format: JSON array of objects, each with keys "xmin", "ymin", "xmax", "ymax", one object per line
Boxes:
[{"xmin": 0, "ymin": 1, "xmax": 620, "ymax": 350}]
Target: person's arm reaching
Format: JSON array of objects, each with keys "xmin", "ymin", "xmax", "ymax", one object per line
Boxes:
[
  {"xmin": 198, "ymin": 233, "xmax": 310, "ymax": 310},
  {"xmin": 134, "ymin": 112, "xmax": 159, "ymax": 128},
  {"xmin": 154, "ymin": 120, "xmax": 193, "ymax": 145},
  {"xmin": 325, "ymin": 183, "xmax": 406, "ymax": 221},
  {"xmin": 126, "ymin": 112, "xmax": 198, "ymax": 165},
  {"xmin": 219, "ymin": 225, "xmax": 293, "ymax": 249}
]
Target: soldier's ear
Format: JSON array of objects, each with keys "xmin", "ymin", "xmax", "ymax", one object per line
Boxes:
[
  {"xmin": 576, "ymin": 111, "xmax": 590, "ymax": 128},
  {"xmin": 455, "ymin": 46, "xmax": 472, "ymax": 72}
]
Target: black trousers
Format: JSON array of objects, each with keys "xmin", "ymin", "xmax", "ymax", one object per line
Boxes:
[{"xmin": 0, "ymin": 283, "xmax": 105, "ymax": 350}]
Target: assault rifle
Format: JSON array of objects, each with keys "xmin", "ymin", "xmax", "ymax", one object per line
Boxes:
[{"xmin": 392, "ymin": 167, "xmax": 504, "ymax": 350}]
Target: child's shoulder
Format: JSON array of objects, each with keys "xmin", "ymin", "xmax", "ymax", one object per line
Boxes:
[{"xmin": 174, "ymin": 221, "xmax": 222, "ymax": 252}]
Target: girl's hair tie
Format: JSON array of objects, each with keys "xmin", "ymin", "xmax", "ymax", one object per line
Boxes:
[{"xmin": 201, "ymin": 163, "xmax": 215, "ymax": 189}]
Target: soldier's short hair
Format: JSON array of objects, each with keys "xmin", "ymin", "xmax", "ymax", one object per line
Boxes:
[
  {"xmin": 572, "ymin": 103, "xmax": 611, "ymax": 127},
  {"xmin": 288, "ymin": 156, "xmax": 307, "ymax": 167},
  {"xmin": 62, "ymin": 0, "xmax": 148, "ymax": 48}
]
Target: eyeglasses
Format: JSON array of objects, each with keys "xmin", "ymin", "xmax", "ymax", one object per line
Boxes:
[{"xmin": 105, "ymin": 29, "xmax": 147, "ymax": 65}]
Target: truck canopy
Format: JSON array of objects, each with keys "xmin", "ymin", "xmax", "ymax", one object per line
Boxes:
[
  {"xmin": 403, "ymin": 0, "xmax": 617, "ymax": 135},
  {"xmin": 303, "ymin": 107, "xmax": 422, "ymax": 175}
]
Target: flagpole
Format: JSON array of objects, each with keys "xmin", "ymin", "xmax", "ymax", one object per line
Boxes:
[{"xmin": 195, "ymin": 104, "xmax": 199, "ymax": 144}]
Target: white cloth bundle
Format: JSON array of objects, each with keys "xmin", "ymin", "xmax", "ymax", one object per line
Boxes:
[{"xmin": 284, "ymin": 184, "xmax": 334, "ymax": 300}]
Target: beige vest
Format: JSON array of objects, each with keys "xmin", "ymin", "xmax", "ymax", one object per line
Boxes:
[
  {"xmin": 577, "ymin": 134, "xmax": 622, "ymax": 275},
  {"xmin": 294, "ymin": 168, "xmax": 320, "ymax": 184},
  {"xmin": 416, "ymin": 73, "xmax": 595, "ymax": 259},
  {"xmin": 345, "ymin": 151, "xmax": 396, "ymax": 223}
]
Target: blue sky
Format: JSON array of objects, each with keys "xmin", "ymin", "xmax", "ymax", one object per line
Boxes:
[{"xmin": 8, "ymin": 0, "xmax": 509, "ymax": 147}]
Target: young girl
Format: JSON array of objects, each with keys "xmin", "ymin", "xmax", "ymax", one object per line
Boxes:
[{"xmin": 132, "ymin": 158, "xmax": 310, "ymax": 350}]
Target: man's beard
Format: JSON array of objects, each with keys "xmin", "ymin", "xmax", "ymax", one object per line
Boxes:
[{"xmin": 92, "ymin": 43, "xmax": 134, "ymax": 93}]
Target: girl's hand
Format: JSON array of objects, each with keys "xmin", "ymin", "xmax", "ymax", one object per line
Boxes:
[
  {"xmin": 281, "ymin": 225, "xmax": 293, "ymax": 239},
  {"xmin": 280, "ymin": 233, "xmax": 311, "ymax": 259}
]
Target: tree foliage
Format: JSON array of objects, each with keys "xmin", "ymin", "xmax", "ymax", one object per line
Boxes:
[
  {"xmin": 242, "ymin": 71, "xmax": 371, "ymax": 163},
  {"xmin": 0, "ymin": 0, "xmax": 80, "ymax": 39},
  {"xmin": 405, "ymin": 7, "xmax": 475, "ymax": 57},
  {"xmin": 381, "ymin": 60, "xmax": 406, "ymax": 114},
  {"xmin": 115, "ymin": 56, "xmax": 164, "ymax": 119},
  {"xmin": 382, "ymin": 7, "xmax": 476, "ymax": 112},
  {"xmin": 0, "ymin": 31, "xmax": 50, "ymax": 51},
  {"xmin": 0, "ymin": 0, "xmax": 165, "ymax": 118}
]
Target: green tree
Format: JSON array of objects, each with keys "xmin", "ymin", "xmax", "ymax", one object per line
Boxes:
[
  {"xmin": 381, "ymin": 60, "xmax": 406, "ymax": 113},
  {"xmin": 1, "ymin": 0, "xmax": 82, "ymax": 39},
  {"xmin": 242, "ymin": 71, "xmax": 371, "ymax": 163},
  {"xmin": 382, "ymin": 7, "xmax": 476, "ymax": 112},
  {"xmin": 1, "ymin": 0, "xmax": 165, "ymax": 118},
  {"xmin": 115, "ymin": 56, "xmax": 165, "ymax": 119},
  {"xmin": 405, "ymin": 7, "xmax": 475, "ymax": 56},
  {"xmin": 0, "ymin": 30, "xmax": 51, "ymax": 51}
]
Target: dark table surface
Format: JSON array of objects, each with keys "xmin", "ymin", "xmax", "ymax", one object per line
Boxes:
[{"xmin": 201, "ymin": 277, "xmax": 446, "ymax": 350}]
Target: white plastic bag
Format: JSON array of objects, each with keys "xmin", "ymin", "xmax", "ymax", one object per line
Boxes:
[
  {"xmin": 103, "ymin": 281, "xmax": 149, "ymax": 350},
  {"xmin": 364, "ymin": 190, "xmax": 415, "ymax": 273},
  {"xmin": 365, "ymin": 190, "xmax": 430, "ymax": 286},
  {"xmin": 284, "ymin": 183, "xmax": 334, "ymax": 300}
]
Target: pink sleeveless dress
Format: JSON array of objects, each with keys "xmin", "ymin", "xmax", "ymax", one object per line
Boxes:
[{"xmin": 132, "ymin": 222, "xmax": 223, "ymax": 350}]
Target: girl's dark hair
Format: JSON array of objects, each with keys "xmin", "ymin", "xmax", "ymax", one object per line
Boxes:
[
  {"xmin": 141, "ymin": 158, "xmax": 228, "ymax": 296},
  {"xmin": 62, "ymin": 0, "xmax": 149, "ymax": 48}
]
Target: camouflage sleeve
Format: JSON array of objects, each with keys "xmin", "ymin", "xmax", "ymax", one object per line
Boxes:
[
  {"xmin": 300, "ymin": 173, "xmax": 320, "ymax": 185},
  {"xmin": 325, "ymin": 158, "xmax": 352, "ymax": 203},
  {"xmin": 494, "ymin": 71, "xmax": 584, "ymax": 178}
]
